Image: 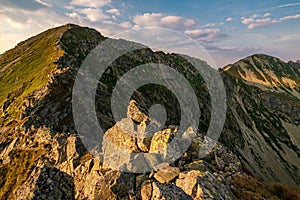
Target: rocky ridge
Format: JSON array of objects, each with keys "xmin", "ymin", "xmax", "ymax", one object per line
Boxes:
[
  {"xmin": 220, "ymin": 54, "xmax": 300, "ymax": 187},
  {"xmin": 288, "ymin": 60, "xmax": 300, "ymax": 70},
  {"xmin": 0, "ymin": 24, "xmax": 300, "ymax": 199}
]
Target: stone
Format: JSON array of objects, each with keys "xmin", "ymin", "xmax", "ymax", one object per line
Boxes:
[
  {"xmin": 141, "ymin": 181, "xmax": 153, "ymax": 200},
  {"xmin": 184, "ymin": 160, "xmax": 207, "ymax": 172},
  {"xmin": 196, "ymin": 171, "xmax": 236, "ymax": 200},
  {"xmin": 176, "ymin": 170, "xmax": 203, "ymax": 199},
  {"xmin": 16, "ymin": 166, "xmax": 75, "ymax": 200},
  {"xmin": 104, "ymin": 118, "xmax": 140, "ymax": 152},
  {"xmin": 127, "ymin": 100, "xmax": 147, "ymax": 123},
  {"xmin": 154, "ymin": 164, "xmax": 180, "ymax": 183},
  {"xmin": 93, "ymin": 170, "xmax": 135, "ymax": 200},
  {"xmin": 136, "ymin": 174, "xmax": 150, "ymax": 199},
  {"xmin": 149, "ymin": 128, "xmax": 174, "ymax": 154},
  {"xmin": 141, "ymin": 182, "xmax": 192, "ymax": 200}
]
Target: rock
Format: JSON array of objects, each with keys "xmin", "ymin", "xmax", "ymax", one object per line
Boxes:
[
  {"xmin": 94, "ymin": 170, "xmax": 135, "ymax": 200},
  {"xmin": 141, "ymin": 181, "xmax": 153, "ymax": 200},
  {"xmin": 104, "ymin": 118, "xmax": 140, "ymax": 152},
  {"xmin": 0, "ymin": 138, "xmax": 18, "ymax": 164},
  {"xmin": 196, "ymin": 171, "xmax": 236, "ymax": 200},
  {"xmin": 136, "ymin": 174, "xmax": 150, "ymax": 199},
  {"xmin": 154, "ymin": 164, "xmax": 180, "ymax": 183},
  {"xmin": 149, "ymin": 128, "xmax": 174, "ymax": 154},
  {"xmin": 127, "ymin": 100, "xmax": 147, "ymax": 123},
  {"xmin": 141, "ymin": 182, "xmax": 192, "ymax": 200},
  {"xmin": 33, "ymin": 166, "xmax": 75, "ymax": 200},
  {"xmin": 2, "ymin": 99, "xmax": 11, "ymax": 111},
  {"xmin": 176, "ymin": 170, "xmax": 203, "ymax": 199},
  {"xmin": 16, "ymin": 165, "xmax": 75, "ymax": 200},
  {"xmin": 136, "ymin": 122, "xmax": 152, "ymax": 152},
  {"xmin": 184, "ymin": 160, "xmax": 207, "ymax": 172}
]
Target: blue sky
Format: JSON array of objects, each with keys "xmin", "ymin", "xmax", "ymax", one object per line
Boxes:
[{"xmin": 0, "ymin": 0, "xmax": 299, "ymax": 67}]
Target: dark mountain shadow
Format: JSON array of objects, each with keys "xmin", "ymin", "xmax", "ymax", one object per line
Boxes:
[{"xmin": 33, "ymin": 166, "xmax": 75, "ymax": 200}]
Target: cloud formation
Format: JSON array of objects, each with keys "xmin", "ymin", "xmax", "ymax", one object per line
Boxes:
[
  {"xmin": 35, "ymin": 0, "xmax": 52, "ymax": 7},
  {"xmin": 225, "ymin": 17, "xmax": 233, "ymax": 22},
  {"xmin": 106, "ymin": 8, "xmax": 120, "ymax": 16},
  {"xmin": 241, "ymin": 13, "xmax": 300, "ymax": 29},
  {"xmin": 184, "ymin": 28, "xmax": 228, "ymax": 43},
  {"xmin": 133, "ymin": 13, "xmax": 196, "ymax": 29},
  {"xmin": 77, "ymin": 8, "xmax": 108, "ymax": 22},
  {"xmin": 0, "ymin": 0, "xmax": 47, "ymax": 11},
  {"xmin": 276, "ymin": 2, "xmax": 300, "ymax": 8},
  {"xmin": 70, "ymin": 0, "xmax": 111, "ymax": 8}
]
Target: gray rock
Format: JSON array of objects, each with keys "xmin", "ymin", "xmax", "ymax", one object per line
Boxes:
[{"xmin": 141, "ymin": 181, "xmax": 192, "ymax": 200}]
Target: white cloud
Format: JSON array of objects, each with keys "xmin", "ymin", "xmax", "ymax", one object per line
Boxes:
[
  {"xmin": 0, "ymin": 8, "xmax": 71, "ymax": 53},
  {"xmin": 205, "ymin": 23, "xmax": 217, "ymax": 27},
  {"xmin": 205, "ymin": 22, "xmax": 224, "ymax": 27},
  {"xmin": 133, "ymin": 13, "xmax": 196, "ymax": 29},
  {"xmin": 273, "ymin": 34, "xmax": 298, "ymax": 42},
  {"xmin": 225, "ymin": 17, "xmax": 233, "ymax": 22},
  {"xmin": 276, "ymin": 2, "xmax": 300, "ymax": 9},
  {"xmin": 119, "ymin": 21, "xmax": 132, "ymax": 29},
  {"xmin": 184, "ymin": 19, "xmax": 196, "ymax": 26},
  {"xmin": 70, "ymin": 0, "xmax": 111, "ymax": 8},
  {"xmin": 0, "ymin": 15, "xmax": 31, "ymax": 30},
  {"xmin": 161, "ymin": 15, "xmax": 182, "ymax": 24},
  {"xmin": 77, "ymin": 8, "xmax": 108, "ymax": 22},
  {"xmin": 241, "ymin": 13, "xmax": 300, "ymax": 29},
  {"xmin": 66, "ymin": 12, "xmax": 80, "ymax": 18},
  {"xmin": 280, "ymin": 14, "xmax": 300, "ymax": 21},
  {"xmin": 106, "ymin": 8, "xmax": 120, "ymax": 16},
  {"xmin": 35, "ymin": 0, "xmax": 52, "ymax": 7},
  {"xmin": 184, "ymin": 28, "xmax": 227, "ymax": 43},
  {"xmin": 185, "ymin": 29, "xmax": 220, "ymax": 36}
]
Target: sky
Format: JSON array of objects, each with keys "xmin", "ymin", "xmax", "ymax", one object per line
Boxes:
[{"xmin": 0, "ymin": 0, "xmax": 300, "ymax": 68}]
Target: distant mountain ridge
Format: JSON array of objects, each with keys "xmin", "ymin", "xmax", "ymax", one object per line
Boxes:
[
  {"xmin": 0, "ymin": 24, "xmax": 299, "ymax": 199},
  {"xmin": 220, "ymin": 54, "xmax": 300, "ymax": 186},
  {"xmin": 288, "ymin": 60, "xmax": 300, "ymax": 70}
]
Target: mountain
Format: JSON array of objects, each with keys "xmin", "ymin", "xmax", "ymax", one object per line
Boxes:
[
  {"xmin": 221, "ymin": 54, "xmax": 300, "ymax": 186},
  {"xmin": 0, "ymin": 24, "xmax": 299, "ymax": 199},
  {"xmin": 288, "ymin": 60, "xmax": 300, "ymax": 70}
]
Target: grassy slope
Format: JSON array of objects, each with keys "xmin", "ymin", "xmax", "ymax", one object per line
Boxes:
[
  {"xmin": 0, "ymin": 25, "xmax": 70, "ymax": 106},
  {"xmin": 230, "ymin": 173, "xmax": 300, "ymax": 200},
  {"xmin": 0, "ymin": 25, "xmax": 70, "ymax": 199},
  {"xmin": 0, "ymin": 149, "xmax": 47, "ymax": 199}
]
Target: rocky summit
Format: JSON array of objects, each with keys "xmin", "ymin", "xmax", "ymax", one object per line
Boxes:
[{"xmin": 0, "ymin": 24, "xmax": 300, "ymax": 199}]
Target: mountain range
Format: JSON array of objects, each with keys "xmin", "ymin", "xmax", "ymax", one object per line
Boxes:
[{"xmin": 0, "ymin": 24, "xmax": 299, "ymax": 199}]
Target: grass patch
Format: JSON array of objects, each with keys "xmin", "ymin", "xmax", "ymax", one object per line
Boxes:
[
  {"xmin": 0, "ymin": 25, "xmax": 68, "ymax": 107},
  {"xmin": 0, "ymin": 149, "xmax": 47, "ymax": 199},
  {"xmin": 230, "ymin": 173, "xmax": 300, "ymax": 200}
]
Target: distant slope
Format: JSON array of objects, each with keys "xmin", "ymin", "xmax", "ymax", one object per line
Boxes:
[
  {"xmin": 221, "ymin": 54, "xmax": 300, "ymax": 187},
  {"xmin": 288, "ymin": 60, "xmax": 300, "ymax": 70}
]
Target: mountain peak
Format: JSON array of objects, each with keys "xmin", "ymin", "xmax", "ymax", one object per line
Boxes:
[
  {"xmin": 0, "ymin": 24, "xmax": 104, "ymax": 106},
  {"xmin": 222, "ymin": 54, "xmax": 300, "ymax": 90}
]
